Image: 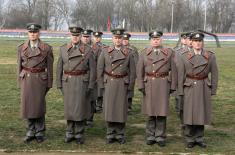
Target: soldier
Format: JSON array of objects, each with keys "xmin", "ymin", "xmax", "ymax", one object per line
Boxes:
[
  {"xmin": 81, "ymin": 29, "xmax": 93, "ymax": 46},
  {"xmin": 97, "ymin": 28, "xmax": 136, "ymax": 144},
  {"xmin": 174, "ymin": 32, "xmax": 187, "ymax": 51},
  {"xmin": 81, "ymin": 29, "xmax": 96, "ymax": 127},
  {"xmin": 177, "ymin": 32, "xmax": 218, "ymax": 148},
  {"xmin": 136, "ymin": 30, "xmax": 177, "ymax": 147},
  {"xmin": 92, "ymin": 31, "xmax": 105, "ymax": 113},
  {"xmin": 185, "ymin": 32, "xmax": 193, "ymax": 50},
  {"xmin": 17, "ymin": 23, "xmax": 54, "ymax": 143},
  {"xmin": 56, "ymin": 25, "xmax": 96, "ymax": 144},
  {"xmin": 173, "ymin": 32, "xmax": 190, "ymax": 127},
  {"xmin": 122, "ymin": 33, "xmax": 139, "ymax": 113}
]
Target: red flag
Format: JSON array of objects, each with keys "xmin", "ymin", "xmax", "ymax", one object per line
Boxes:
[{"xmin": 107, "ymin": 16, "xmax": 111, "ymax": 31}]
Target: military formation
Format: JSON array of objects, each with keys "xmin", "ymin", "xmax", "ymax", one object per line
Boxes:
[{"xmin": 17, "ymin": 23, "xmax": 218, "ymax": 148}]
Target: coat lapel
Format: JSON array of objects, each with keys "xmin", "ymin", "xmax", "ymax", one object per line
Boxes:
[
  {"xmin": 152, "ymin": 49, "xmax": 165, "ymax": 64},
  {"xmin": 27, "ymin": 48, "xmax": 41, "ymax": 58},
  {"xmin": 22, "ymin": 41, "xmax": 30, "ymax": 57},
  {"xmin": 68, "ymin": 47, "xmax": 82, "ymax": 59},
  {"xmin": 112, "ymin": 48, "xmax": 126, "ymax": 63},
  {"xmin": 192, "ymin": 50, "xmax": 208, "ymax": 68}
]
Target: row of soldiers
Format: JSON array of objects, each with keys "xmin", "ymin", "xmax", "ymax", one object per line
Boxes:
[{"xmin": 17, "ymin": 23, "xmax": 218, "ymax": 148}]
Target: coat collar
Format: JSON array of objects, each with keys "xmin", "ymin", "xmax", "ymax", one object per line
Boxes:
[
  {"xmin": 146, "ymin": 46, "xmax": 168, "ymax": 56},
  {"xmin": 112, "ymin": 46, "xmax": 127, "ymax": 63},
  {"xmin": 67, "ymin": 43, "xmax": 84, "ymax": 58},
  {"xmin": 22, "ymin": 39, "xmax": 45, "ymax": 51},
  {"xmin": 22, "ymin": 40, "xmax": 44, "ymax": 58},
  {"xmin": 187, "ymin": 50, "xmax": 208, "ymax": 68}
]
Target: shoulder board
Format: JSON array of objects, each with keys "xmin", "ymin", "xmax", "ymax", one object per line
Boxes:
[
  {"xmin": 186, "ymin": 51, "xmax": 194, "ymax": 60},
  {"xmin": 18, "ymin": 42, "xmax": 24, "ymax": 47},
  {"xmin": 161, "ymin": 47, "xmax": 170, "ymax": 56},
  {"xmin": 203, "ymin": 50, "xmax": 213, "ymax": 60},
  {"xmin": 107, "ymin": 46, "xmax": 114, "ymax": 53},
  {"xmin": 121, "ymin": 47, "xmax": 130, "ymax": 56},
  {"xmin": 145, "ymin": 46, "xmax": 153, "ymax": 55},
  {"xmin": 102, "ymin": 45, "xmax": 109, "ymax": 49}
]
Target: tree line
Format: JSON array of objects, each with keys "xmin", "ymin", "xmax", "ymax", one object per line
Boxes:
[{"xmin": 0, "ymin": 0, "xmax": 234, "ymax": 33}]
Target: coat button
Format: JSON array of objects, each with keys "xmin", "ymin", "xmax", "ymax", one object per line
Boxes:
[{"xmin": 194, "ymin": 81, "xmax": 197, "ymax": 84}]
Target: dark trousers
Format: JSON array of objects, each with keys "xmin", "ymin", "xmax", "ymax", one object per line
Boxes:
[
  {"xmin": 146, "ymin": 116, "xmax": 166, "ymax": 142},
  {"xmin": 87, "ymin": 100, "xmax": 95, "ymax": 122},
  {"xmin": 26, "ymin": 116, "xmax": 45, "ymax": 137},
  {"xmin": 106, "ymin": 122, "xmax": 125, "ymax": 140},
  {"xmin": 96, "ymin": 97, "xmax": 103, "ymax": 111},
  {"xmin": 184, "ymin": 125, "xmax": 204, "ymax": 143},
  {"xmin": 128, "ymin": 98, "xmax": 132, "ymax": 110},
  {"xmin": 66, "ymin": 120, "xmax": 85, "ymax": 139}
]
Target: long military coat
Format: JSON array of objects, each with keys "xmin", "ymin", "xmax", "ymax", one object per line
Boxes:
[
  {"xmin": 137, "ymin": 46, "xmax": 177, "ymax": 117},
  {"xmin": 97, "ymin": 45, "xmax": 136, "ymax": 123},
  {"xmin": 17, "ymin": 40, "xmax": 54, "ymax": 119},
  {"xmin": 92, "ymin": 42, "xmax": 104, "ymax": 98},
  {"xmin": 177, "ymin": 49, "xmax": 218, "ymax": 125},
  {"xmin": 56, "ymin": 43, "xmax": 96, "ymax": 121},
  {"xmin": 125, "ymin": 44, "xmax": 139, "ymax": 99}
]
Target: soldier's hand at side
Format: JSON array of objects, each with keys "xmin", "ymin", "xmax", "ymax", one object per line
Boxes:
[
  {"xmin": 139, "ymin": 88, "xmax": 146, "ymax": 96},
  {"xmin": 170, "ymin": 89, "xmax": 175, "ymax": 94},
  {"xmin": 86, "ymin": 88, "xmax": 93, "ymax": 95},
  {"xmin": 178, "ymin": 95, "xmax": 183, "ymax": 105}
]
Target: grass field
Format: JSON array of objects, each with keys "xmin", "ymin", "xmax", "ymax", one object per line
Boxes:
[{"xmin": 0, "ymin": 38, "xmax": 234, "ymax": 154}]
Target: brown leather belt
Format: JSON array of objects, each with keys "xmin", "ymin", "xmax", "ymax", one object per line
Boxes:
[
  {"xmin": 64, "ymin": 70, "xmax": 87, "ymax": 76},
  {"xmin": 104, "ymin": 71, "xmax": 128, "ymax": 78},
  {"xmin": 146, "ymin": 72, "xmax": 169, "ymax": 78},
  {"xmin": 186, "ymin": 74, "xmax": 208, "ymax": 80},
  {"xmin": 23, "ymin": 67, "xmax": 45, "ymax": 73}
]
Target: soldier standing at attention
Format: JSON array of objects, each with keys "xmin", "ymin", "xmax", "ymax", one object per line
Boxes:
[
  {"xmin": 92, "ymin": 31, "xmax": 105, "ymax": 113},
  {"xmin": 177, "ymin": 32, "xmax": 218, "ymax": 148},
  {"xmin": 17, "ymin": 23, "xmax": 54, "ymax": 143},
  {"xmin": 56, "ymin": 26, "xmax": 96, "ymax": 144},
  {"xmin": 122, "ymin": 32, "xmax": 139, "ymax": 113},
  {"xmin": 81, "ymin": 29, "xmax": 93, "ymax": 47},
  {"xmin": 174, "ymin": 32, "xmax": 187, "ymax": 51},
  {"xmin": 173, "ymin": 32, "xmax": 189, "ymax": 129},
  {"xmin": 97, "ymin": 28, "xmax": 136, "ymax": 144},
  {"xmin": 185, "ymin": 32, "xmax": 193, "ymax": 50},
  {"xmin": 81, "ymin": 29, "xmax": 96, "ymax": 127},
  {"xmin": 137, "ymin": 30, "xmax": 177, "ymax": 147}
]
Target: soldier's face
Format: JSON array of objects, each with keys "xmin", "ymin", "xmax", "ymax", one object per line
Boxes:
[
  {"xmin": 122, "ymin": 39, "xmax": 129, "ymax": 46},
  {"xmin": 192, "ymin": 40, "xmax": 203, "ymax": 50},
  {"xmin": 112, "ymin": 36, "xmax": 123, "ymax": 47},
  {"xmin": 93, "ymin": 37, "xmax": 102, "ymax": 43},
  {"xmin": 28, "ymin": 31, "xmax": 40, "ymax": 41},
  {"xmin": 82, "ymin": 36, "xmax": 91, "ymax": 44},
  {"xmin": 186, "ymin": 39, "xmax": 192, "ymax": 47},
  {"xmin": 71, "ymin": 35, "xmax": 81, "ymax": 44},
  {"xmin": 151, "ymin": 37, "xmax": 162, "ymax": 47},
  {"xmin": 181, "ymin": 38, "xmax": 187, "ymax": 45}
]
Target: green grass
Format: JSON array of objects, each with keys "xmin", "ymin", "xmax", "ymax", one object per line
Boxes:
[{"xmin": 0, "ymin": 38, "xmax": 235, "ymax": 154}]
